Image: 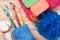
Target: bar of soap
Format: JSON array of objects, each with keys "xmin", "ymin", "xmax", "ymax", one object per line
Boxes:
[
  {"xmin": 30, "ymin": 0, "xmax": 49, "ymax": 16},
  {"xmin": 22, "ymin": 0, "xmax": 39, "ymax": 8}
]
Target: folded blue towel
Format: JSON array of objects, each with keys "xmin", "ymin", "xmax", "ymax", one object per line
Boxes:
[
  {"xmin": 12, "ymin": 24, "xmax": 35, "ymax": 40},
  {"xmin": 36, "ymin": 10, "xmax": 60, "ymax": 40}
]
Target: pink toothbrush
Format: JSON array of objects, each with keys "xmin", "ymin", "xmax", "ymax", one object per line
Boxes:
[{"xmin": 9, "ymin": 2, "xmax": 21, "ymax": 27}]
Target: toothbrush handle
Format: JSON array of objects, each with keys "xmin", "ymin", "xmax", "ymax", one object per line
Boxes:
[
  {"xmin": 12, "ymin": 8, "xmax": 21, "ymax": 27},
  {"xmin": 6, "ymin": 13, "xmax": 16, "ymax": 28},
  {"xmin": 15, "ymin": 7, "xmax": 24, "ymax": 26}
]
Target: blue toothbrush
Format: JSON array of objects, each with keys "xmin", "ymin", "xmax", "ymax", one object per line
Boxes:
[{"xmin": 3, "ymin": 5, "xmax": 17, "ymax": 29}]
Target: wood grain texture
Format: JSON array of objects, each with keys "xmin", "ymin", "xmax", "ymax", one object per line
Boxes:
[{"xmin": 0, "ymin": 0, "xmax": 60, "ymax": 40}]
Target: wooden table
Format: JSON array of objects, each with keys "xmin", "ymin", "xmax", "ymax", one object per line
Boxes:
[{"xmin": 0, "ymin": 0, "xmax": 60, "ymax": 40}]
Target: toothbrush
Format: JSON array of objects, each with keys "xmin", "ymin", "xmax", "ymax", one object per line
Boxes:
[
  {"xmin": 9, "ymin": 2, "xmax": 21, "ymax": 27},
  {"xmin": 6, "ymin": 5, "xmax": 19, "ymax": 27},
  {"xmin": 3, "ymin": 8, "xmax": 16, "ymax": 29},
  {"xmin": 14, "ymin": 4, "xmax": 24, "ymax": 26}
]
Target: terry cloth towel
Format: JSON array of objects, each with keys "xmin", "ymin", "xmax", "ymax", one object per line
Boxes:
[{"xmin": 12, "ymin": 24, "xmax": 35, "ymax": 40}]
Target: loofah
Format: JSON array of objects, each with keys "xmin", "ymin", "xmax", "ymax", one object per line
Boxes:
[{"xmin": 36, "ymin": 10, "xmax": 60, "ymax": 40}]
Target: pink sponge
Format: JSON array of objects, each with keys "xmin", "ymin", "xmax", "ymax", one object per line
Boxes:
[
  {"xmin": 30, "ymin": 0, "xmax": 49, "ymax": 16},
  {"xmin": 47, "ymin": 0, "xmax": 60, "ymax": 9}
]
